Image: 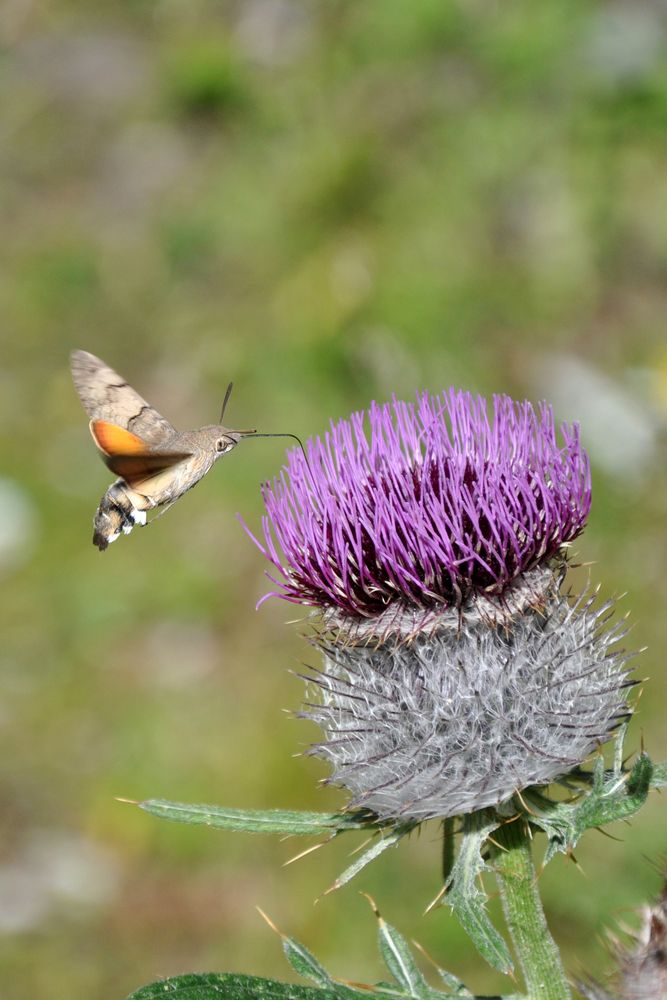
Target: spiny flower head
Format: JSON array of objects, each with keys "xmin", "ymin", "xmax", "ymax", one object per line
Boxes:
[
  {"xmin": 248, "ymin": 388, "xmax": 632, "ymax": 823},
  {"xmin": 303, "ymin": 569, "xmax": 631, "ymax": 820},
  {"xmin": 253, "ymin": 390, "xmax": 590, "ymax": 618}
]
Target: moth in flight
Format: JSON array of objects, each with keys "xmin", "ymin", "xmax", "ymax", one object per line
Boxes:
[{"xmin": 71, "ymin": 350, "xmax": 296, "ymax": 550}]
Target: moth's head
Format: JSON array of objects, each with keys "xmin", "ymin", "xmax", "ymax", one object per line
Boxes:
[{"xmin": 196, "ymin": 424, "xmax": 257, "ymax": 457}]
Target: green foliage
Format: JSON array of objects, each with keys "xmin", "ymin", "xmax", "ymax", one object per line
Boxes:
[
  {"xmin": 439, "ymin": 814, "xmax": 513, "ymax": 976},
  {"xmin": 282, "ymin": 935, "xmax": 333, "ymax": 988},
  {"xmin": 125, "ymin": 972, "xmax": 367, "ymax": 1000},
  {"xmin": 135, "ymin": 738, "xmax": 665, "ymax": 986},
  {"xmin": 138, "ymin": 799, "xmax": 378, "ymax": 835},
  {"xmin": 325, "ymin": 824, "xmax": 417, "ymax": 893},
  {"xmin": 123, "ymin": 907, "xmax": 520, "ymax": 999},
  {"xmin": 374, "ymin": 908, "xmax": 433, "ymax": 997},
  {"xmin": 124, "ymin": 971, "xmax": 462, "ymax": 1000},
  {"xmin": 528, "ymin": 753, "xmax": 654, "ymax": 864}
]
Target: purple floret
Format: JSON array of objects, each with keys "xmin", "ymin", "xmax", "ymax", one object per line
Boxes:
[{"xmin": 249, "ymin": 390, "xmax": 591, "ymax": 617}]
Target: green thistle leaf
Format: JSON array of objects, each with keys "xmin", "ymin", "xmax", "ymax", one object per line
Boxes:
[
  {"xmin": 137, "ymin": 800, "xmax": 377, "ymax": 836},
  {"xmin": 526, "ymin": 754, "xmax": 653, "ymax": 864},
  {"xmin": 123, "ymin": 972, "xmax": 489, "ymax": 999},
  {"xmin": 373, "ymin": 911, "xmax": 430, "ymax": 998},
  {"xmin": 441, "ymin": 812, "xmax": 513, "ymax": 976},
  {"xmin": 283, "ymin": 937, "xmax": 333, "ymax": 988},
  {"xmin": 124, "ymin": 972, "xmax": 351, "ymax": 999},
  {"xmin": 326, "ymin": 824, "xmax": 416, "ymax": 893},
  {"xmin": 431, "ymin": 964, "xmax": 471, "ymax": 996}
]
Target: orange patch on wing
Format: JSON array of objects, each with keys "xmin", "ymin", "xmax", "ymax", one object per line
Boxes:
[{"xmin": 90, "ymin": 420, "xmax": 151, "ymax": 456}]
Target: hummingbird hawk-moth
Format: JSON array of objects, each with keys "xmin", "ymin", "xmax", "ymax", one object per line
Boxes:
[{"xmin": 71, "ymin": 350, "xmax": 266, "ymax": 550}]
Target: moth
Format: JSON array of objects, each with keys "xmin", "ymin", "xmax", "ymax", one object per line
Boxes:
[{"xmin": 71, "ymin": 350, "xmax": 294, "ymax": 551}]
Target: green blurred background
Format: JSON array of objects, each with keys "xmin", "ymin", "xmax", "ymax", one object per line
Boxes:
[{"xmin": 2, "ymin": 1, "xmax": 667, "ymax": 997}]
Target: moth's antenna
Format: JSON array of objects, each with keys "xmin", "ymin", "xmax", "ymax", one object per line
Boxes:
[{"xmin": 220, "ymin": 382, "xmax": 234, "ymax": 423}]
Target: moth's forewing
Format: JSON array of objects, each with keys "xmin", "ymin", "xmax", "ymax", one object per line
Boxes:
[{"xmin": 70, "ymin": 350, "xmax": 176, "ymax": 445}]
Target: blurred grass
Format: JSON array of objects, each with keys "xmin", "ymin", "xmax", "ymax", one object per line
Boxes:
[{"xmin": 1, "ymin": 1, "xmax": 667, "ymax": 997}]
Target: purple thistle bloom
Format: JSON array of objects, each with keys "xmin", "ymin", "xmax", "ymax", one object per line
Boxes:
[
  {"xmin": 247, "ymin": 388, "xmax": 632, "ymax": 822},
  {"xmin": 251, "ymin": 390, "xmax": 591, "ymax": 619}
]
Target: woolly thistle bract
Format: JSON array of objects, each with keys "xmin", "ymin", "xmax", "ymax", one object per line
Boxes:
[
  {"xmin": 250, "ymin": 390, "xmax": 633, "ymax": 821},
  {"xmin": 303, "ymin": 569, "xmax": 631, "ymax": 820}
]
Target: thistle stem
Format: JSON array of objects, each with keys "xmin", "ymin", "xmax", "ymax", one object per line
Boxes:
[{"xmin": 492, "ymin": 818, "xmax": 571, "ymax": 1000}]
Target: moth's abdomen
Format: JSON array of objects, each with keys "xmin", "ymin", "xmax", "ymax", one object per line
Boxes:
[
  {"xmin": 93, "ymin": 498, "xmax": 127, "ymax": 550},
  {"xmin": 93, "ymin": 482, "xmax": 149, "ymax": 550},
  {"xmin": 90, "ymin": 453, "xmax": 214, "ymax": 549}
]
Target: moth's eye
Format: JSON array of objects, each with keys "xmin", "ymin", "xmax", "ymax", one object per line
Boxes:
[{"xmin": 216, "ymin": 438, "xmax": 231, "ymax": 453}]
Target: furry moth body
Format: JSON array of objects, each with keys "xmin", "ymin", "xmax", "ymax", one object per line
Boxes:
[{"xmin": 71, "ymin": 350, "xmax": 255, "ymax": 550}]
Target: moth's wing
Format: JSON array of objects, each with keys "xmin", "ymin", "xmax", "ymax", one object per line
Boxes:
[
  {"xmin": 71, "ymin": 350, "xmax": 176, "ymax": 446},
  {"xmin": 119, "ymin": 465, "xmax": 192, "ymax": 500},
  {"xmin": 104, "ymin": 454, "xmax": 191, "ymax": 487},
  {"xmin": 90, "ymin": 420, "xmax": 191, "ymax": 486},
  {"xmin": 91, "ymin": 420, "xmax": 152, "ymax": 456}
]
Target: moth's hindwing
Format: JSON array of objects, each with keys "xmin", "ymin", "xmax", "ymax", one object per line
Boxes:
[
  {"xmin": 90, "ymin": 420, "xmax": 192, "ymax": 485},
  {"xmin": 90, "ymin": 420, "xmax": 151, "ymax": 456}
]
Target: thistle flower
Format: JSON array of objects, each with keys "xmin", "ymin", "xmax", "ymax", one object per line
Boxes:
[{"xmin": 249, "ymin": 390, "xmax": 632, "ymax": 821}]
